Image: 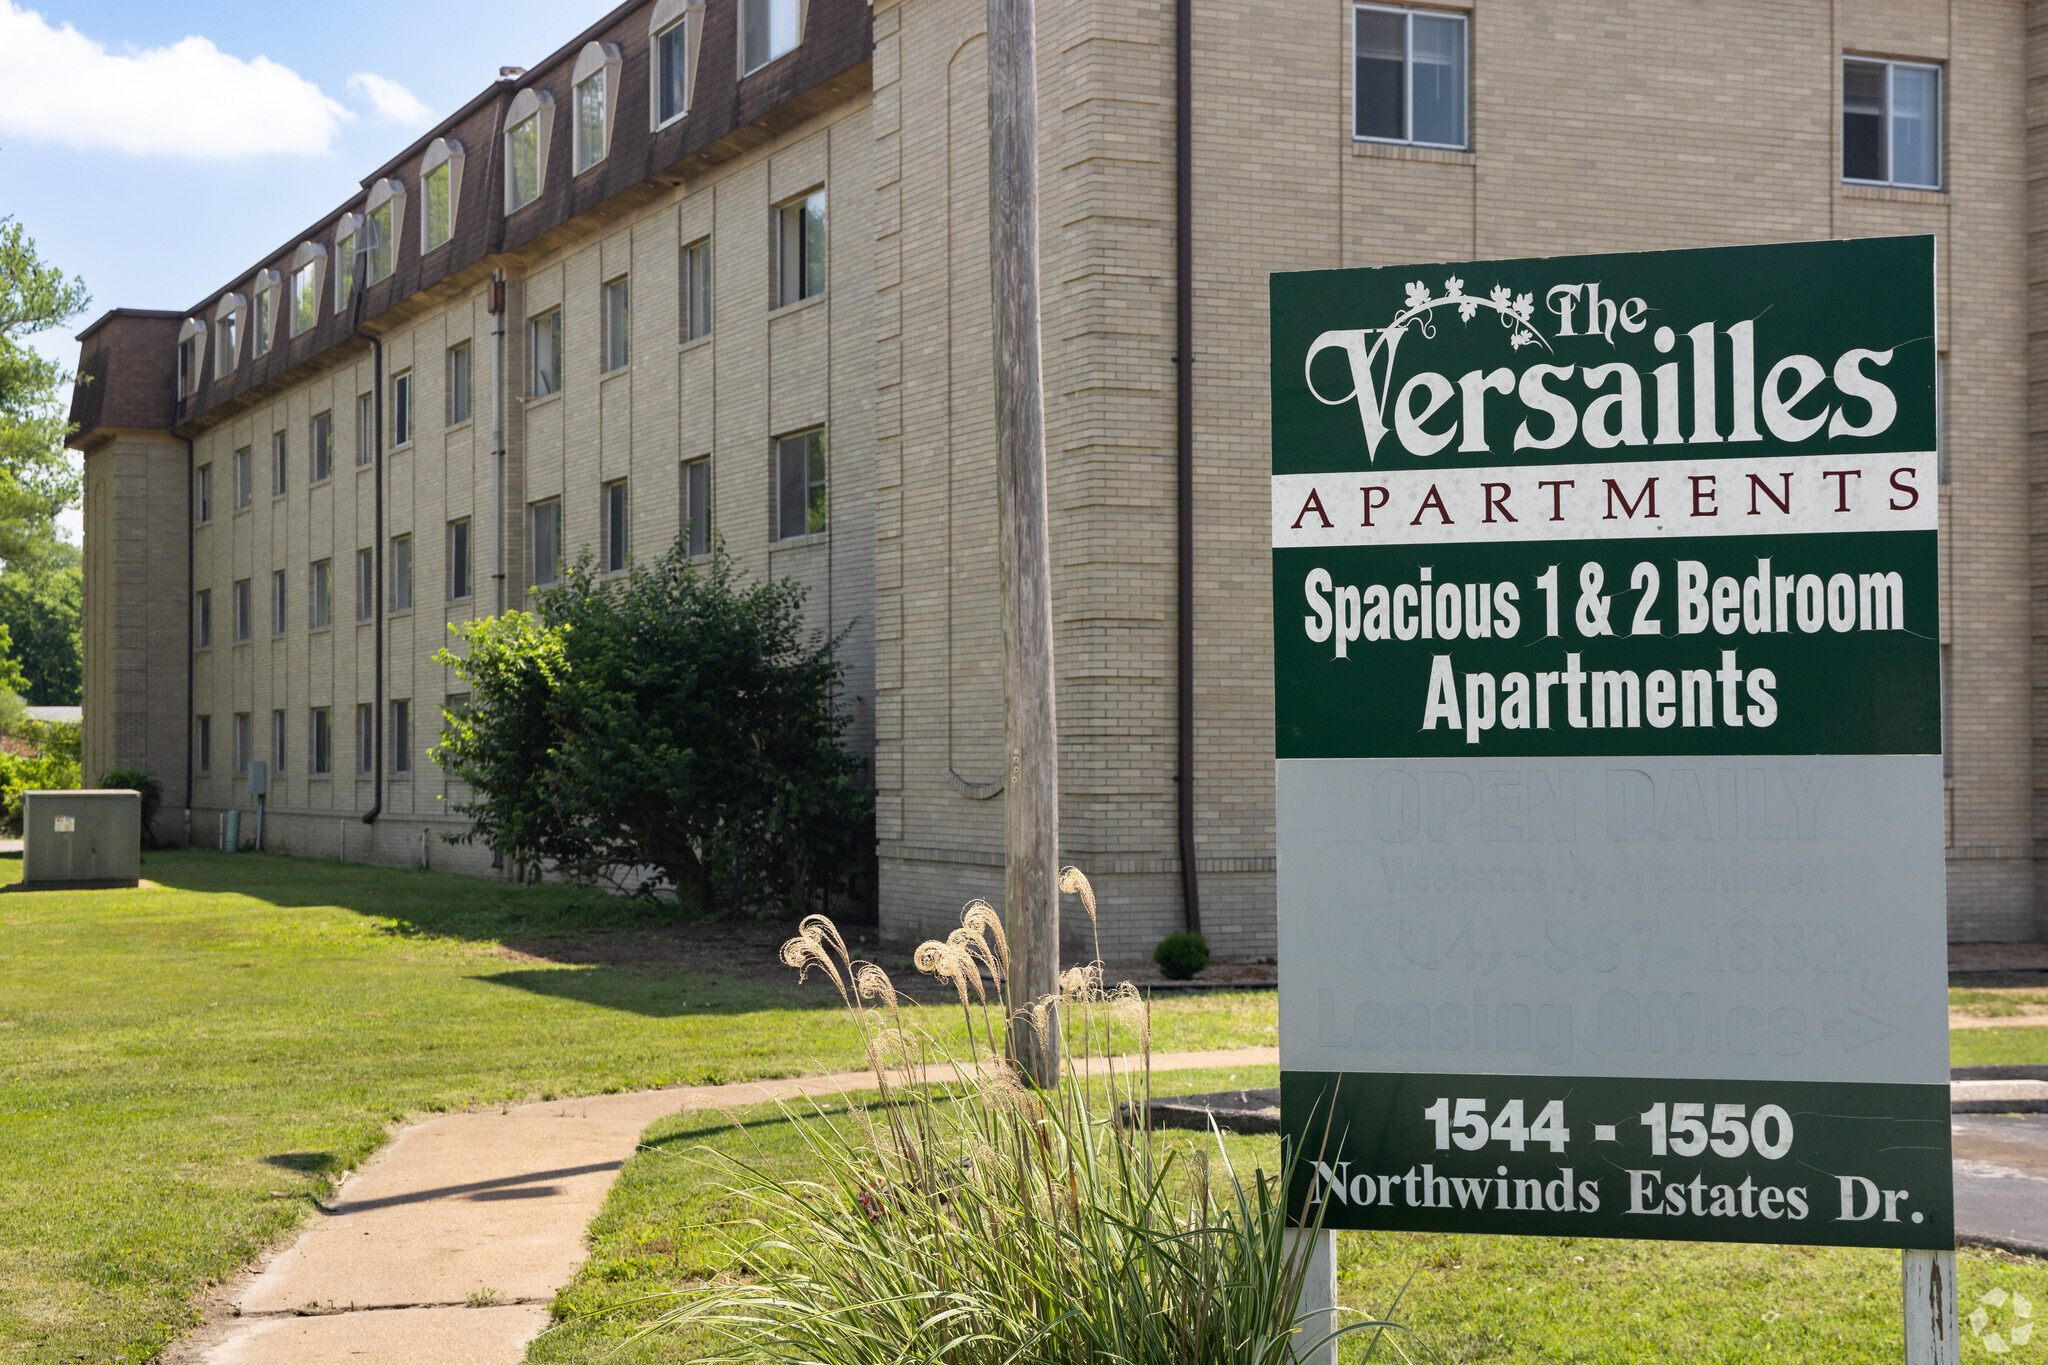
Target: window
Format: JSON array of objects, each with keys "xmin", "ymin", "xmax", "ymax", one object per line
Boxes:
[
  {"xmin": 392, "ymin": 371, "xmax": 412, "ymax": 446},
  {"xmin": 272, "ymin": 709, "xmax": 286, "ymax": 774},
  {"xmin": 531, "ymin": 500, "xmax": 561, "ymax": 586},
  {"xmin": 177, "ymin": 332, "xmax": 201, "ymax": 400},
  {"xmin": 1844, "ymin": 58, "xmax": 1941, "ymax": 189},
  {"xmin": 421, "ymin": 137, "xmax": 465, "ymax": 252},
  {"xmin": 213, "ymin": 305, "xmax": 241, "ymax": 380},
  {"xmin": 356, "ymin": 394, "xmax": 374, "ymax": 466},
  {"xmin": 234, "ymin": 447, "xmax": 252, "ymax": 509},
  {"xmin": 655, "ymin": 15, "xmax": 689, "ymax": 125},
  {"xmin": 530, "ymin": 309, "xmax": 563, "ymax": 397},
  {"xmin": 271, "ymin": 431, "xmax": 287, "ymax": 495},
  {"xmin": 271, "ymin": 570, "xmax": 287, "ymax": 635},
  {"xmin": 334, "ymin": 216, "xmax": 359, "ymax": 310},
  {"xmin": 311, "ymin": 707, "xmax": 332, "ymax": 776},
  {"xmin": 195, "ymin": 589, "xmax": 212, "ymax": 648},
  {"xmin": 604, "ymin": 480, "xmax": 629, "ymax": 571},
  {"xmin": 742, "ymin": 0, "xmax": 801, "ymax": 73},
  {"xmin": 776, "ymin": 429, "xmax": 827, "ymax": 539},
  {"xmin": 504, "ymin": 88, "xmax": 556, "ymax": 212},
  {"xmin": 252, "ymin": 287, "xmax": 273, "ymax": 358},
  {"xmin": 1353, "ymin": 5, "xmax": 1467, "ymax": 149},
  {"xmin": 196, "ymin": 714, "xmax": 212, "ymax": 774},
  {"xmin": 392, "ymin": 535, "xmax": 414, "ymax": 611},
  {"xmin": 603, "ymin": 276, "xmax": 630, "ymax": 371},
  {"xmin": 444, "ymin": 692, "xmax": 472, "ymax": 741},
  {"xmin": 234, "ymin": 712, "xmax": 251, "ymax": 776},
  {"xmin": 291, "ymin": 249, "xmax": 322, "ymax": 336},
  {"xmin": 311, "ymin": 560, "xmax": 332, "ymax": 629},
  {"xmin": 448, "ymin": 342, "xmax": 472, "ymax": 424},
  {"xmin": 449, "ymin": 518, "xmax": 473, "ymax": 600},
  {"xmin": 365, "ymin": 188, "xmax": 398, "ymax": 284},
  {"xmin": 232, "ymin": 578, "xmax": 252, "ymax": 641},
  {"xmin": 312, "ymin": 410, "xmax": 334, "ymax": 482},
  {"xmin": 682, "ymin": 457, "xmax": 710, "ymax": 557},
  {"xmin": 356, "ymin": 704, "xmax": 375, "ymax": 775},
  {"xmin": 356, "ymin": 547, "xmax": 375, "ymax": 621},
  {"xmin": 684, "ymin": 238, "xmax": 712, "ymax": 340},
  {"xmin": 777, "ymin": 192, "xmax": 826, "ymax": 306},
  {"xmin": 392, "ymin": 700, "xmax": 412, "ymax": 775},
  {"xmin": 576, "ymin": 70, "xmax": 609, "ymax": 173},
  {"xmin": 196, "ymin": 463, "xmax": 212, "ymax": 523}
]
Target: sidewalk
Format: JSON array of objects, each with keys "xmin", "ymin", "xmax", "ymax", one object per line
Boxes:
[{"xmin": 179, "ymin": 1046, "xmax": 1280, "ymax": 1365}]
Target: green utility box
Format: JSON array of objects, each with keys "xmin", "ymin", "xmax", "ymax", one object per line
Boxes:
[{"xmin": 21, "ymin": 790, "xmax": 141, "ymax": 889}]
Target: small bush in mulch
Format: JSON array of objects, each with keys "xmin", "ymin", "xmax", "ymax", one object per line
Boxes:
[{"xmin": 1153, "ymin": 930, "xmax": 1210, "ymax": 981}]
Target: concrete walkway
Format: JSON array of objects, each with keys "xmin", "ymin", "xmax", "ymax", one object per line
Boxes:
[{"xmin": 186, "ymin": 1046, "xmax": 1280, "ymax": 1365}]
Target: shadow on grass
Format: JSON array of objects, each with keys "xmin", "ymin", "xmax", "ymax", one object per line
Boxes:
[
  {"xmin": 125, "ymin": 848, "xmax": 863, "ymax": 1019},
  {"xmin": 264, "ymin": 1151, "xmax": 338, "ymax": 1174}
]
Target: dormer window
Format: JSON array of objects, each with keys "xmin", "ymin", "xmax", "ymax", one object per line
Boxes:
[
  {"xmin": 421, "ymin": 138, "xmax": 465, "ymax": 252},
  {"xmin": 251, "ymin": 271, "xmax": 281, "ymax": 357},
  {"xmin": 572, "ymin": 42, "xmax": 623, "ymax": 174},
  {"xmin": 504, "ymin": 88, "xmax": 556, "ymax": 212},
  {"xmin": 650, "ymin": 0, "xmax": 703, "ymax": 128},
  {"xmin": 176, "ymin": 317, "xmax": 206, "ymax": 400},
  {"xmin": 741, "ymin": 0, "xmax": 801, "ymax": 74},
  {"xmin": 334, "ymin": 213, "xmax": 362, "ymax": 312},
  {"xmin": 289, "ymin": 242, "xmax": 326, "ymax": 336},
  {"xmin": 212, "ymin": 294, "xmax": 245, "ymax": 380},
  {"xmin": 364, "ymin": 179, "xmax": 404, "ymax": 284}
]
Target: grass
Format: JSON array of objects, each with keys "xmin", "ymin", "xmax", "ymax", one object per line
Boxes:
[
  {"xmin": 0, "ymin": 849, "xmax": 1271, "ymax": 1363},
  {"xmin": 537, "ymin": 1063, "xmax": 2048, "ymax": 1365}
]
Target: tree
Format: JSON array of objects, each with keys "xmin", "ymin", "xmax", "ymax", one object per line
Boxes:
[
  {"xmin": 0, "ymin": 219, "xmax": 89, "ymax": 567},
  {"xmin": 0, "ymin": 542, "xmax": 81, "ymax": 704},
  {"xmin": 434, "ymin": 542, "xmax": 872, "ymax": 914}
]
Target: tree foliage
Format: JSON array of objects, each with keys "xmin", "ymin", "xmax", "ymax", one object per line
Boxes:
[
  {"xmin": 434, "ymin": 542, "xmax": 871, "ymax": 914},
  {"xmin": 0, "ymin": 542, "xmax": 81, "ymax": 704},
  {"xmin": 0, "ymin": 218, "xmax": 89, "ymax": 567}
]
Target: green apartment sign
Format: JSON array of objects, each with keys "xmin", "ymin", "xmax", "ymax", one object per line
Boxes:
[{"xmin": 1272, "ymin": 237, "xmax": 1950, "ymax": 1249}]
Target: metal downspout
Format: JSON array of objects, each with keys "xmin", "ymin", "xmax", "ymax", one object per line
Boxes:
[
  {"xmin": 351, "ymin": 272, "xmax": 384, "ymax": 830},
  {"xmin": 1175, "ymin": 0, "xmax": 1201, "ymax": 934}
]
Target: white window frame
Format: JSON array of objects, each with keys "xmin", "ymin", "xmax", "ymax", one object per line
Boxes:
[
  {"xmin": 356, "ymin": 394, "xmax": 374, "ymax": 466},
  {"xmin": 682, "ymin": 457, "xmax": 711, "ymax": 557},
  {"xmin": 391, "ymin": 699, "xmax": 413, "ymax": 776},
  {"xmin": 604, "ymin": 479, "xmax": 629, "ymax": 572},
  {"xmin": 1351, "ymin": 3, "xmax": 1470, "ymax": 151},
  {"xmin": 741, "ymin": 0, "xmax": 804, "ymax": 75},
  {"xmin": 1841, "ymin": 56, "xmax": 1942, "ymax": 190},
  {"xmin": 195, "ymin": 463, "xmax": 212, "ymax": 524},
  {"xmin": 311, "ymin": 559, "xmax": 333, "ymax": 630},
  {"xmin": 311, "ymin": 707, "xmax": 332, "ymax": 776},
  {"xmin": 392, "ymin": 371, "xmax": 413, "ymax": 448},
  {"xmin": 333, "ymin": 213, "xmax": 362, "ymax": 312},
  {"xmin": 364, "ymin": 180, "xmax": 404, "ymax": 284},
  {"xmin": 356, "ymin": 547, "xmax": 375, "ymax": 622},
  {"xmin": 271, "ymin": 430, "xmax": 288, "ymax": 496},
  {"xmin": 649, "ymin": 0, "xmax": 705, "ymax": 129},
  {"xmin": 212, "ymin": 293, "xmax": 245, "ymax": 380},
  {"xmin": 233, "ymin": 446, "xmax": 253, "ymax": 510},
  {"xmin": 775, "ymin": 428, "xmax": 827, "ymax": 540},
  {"xmin": 290, "ymin": 242, "xmax": 326, "ymax": 337},
  {"xmin": 176, "ymin": 319, "xmax": 206, "ymax": 400},
  {"xmin": 572, "ymin": 42, "xmax": 624, "ymax": 175},
  {"xmin": 448, "ymin": 341, "xmax": 473, "ymax": 425},
  {"xmin": 420, "ymin": 137, "xmax": 465, "ymax": 252},
  {"xmin": 356, "ymin": 703, "xmax": 375, "ymax": 776},
  {"xmin": 531, "ymin": 499, "xmax": 562, "ymax": 586},
  {"xmin": 775, "ymin": 190, "xmax": 826, "ymax": 307},
  {"xmin": 251, "ymin": 271, "xmax": 280, "ymax": 358},
  {"xmin": 683, "ymin": 237, "xmax": 712, "ymax": 340},
  {"xmin": 603, "ymin": 275, "xmax": 630, "ymax": 371},
  {"xmin": 504, "ymin": 88, "xmax": 556, "ymax": 213},
  {"xmin": 449, "ymin": 517, "xmax": 474, "ymax": 601},
  {"xmin": 392, "ymin": 534, "xmax": 414, "ymax": 611},
  {"xmin": 530, "ymin": 308, "xmax": 563, "ymax": 397},
  {"xmin": 311, "ymin": 410, "xmax": 334, "ymax": 483},
  {"xmin": 232, "ymin": 579, "xmax": 251, "ymax": 642}
]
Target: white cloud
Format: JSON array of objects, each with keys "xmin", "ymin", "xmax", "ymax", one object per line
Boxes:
[
  {"xmin": 0, "ymin": 3, "xmax": 353, "ymax": 159},
  {"xmin": 347, "ymin": 72, "xmax": 432, "ymax": 128}
]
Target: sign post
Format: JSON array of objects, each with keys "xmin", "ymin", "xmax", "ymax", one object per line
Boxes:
[{"xmin": 1271, "ymin": 237, "xmax": 1949, "ymax": 1358}]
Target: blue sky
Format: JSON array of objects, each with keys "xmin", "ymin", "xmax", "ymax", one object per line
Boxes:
[{"xmin": 3, "ymin": 0, "xmax": 615, "ymax": 535}]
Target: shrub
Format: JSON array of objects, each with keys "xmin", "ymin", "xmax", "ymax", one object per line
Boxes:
[
  {"xmin": 99, "ymin": 768, "xmax": 163, "ymax": 845},
  {"xmin": 637, "ymin": 867, "xmax": 1400, "ymax": 1363},
  {"xmin": 1154, "ymin": 929, "xmax": 1211, "ymax": 980},
  {"xmin": 434, "ymin": 540, "xmax": 871, "ymax": 915}
]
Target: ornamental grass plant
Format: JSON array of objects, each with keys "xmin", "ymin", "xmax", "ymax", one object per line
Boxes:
[{"xmin": 619, "ymin": 867, "xmax": 1418, "ymax": 1364}]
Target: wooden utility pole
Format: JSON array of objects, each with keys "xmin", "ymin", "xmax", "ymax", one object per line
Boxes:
[{"xmin": 988, "ymin": 0, "xmax": 1060, "ymax": 1086}]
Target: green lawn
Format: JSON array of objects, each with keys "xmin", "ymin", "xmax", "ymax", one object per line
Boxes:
[
  {"xmin": 536, "ymin": 1064, "xmax": 2048, "ymax": 1365},
  {"xmin": 0, "ymin": 850, "xmax": 1268, "ymax": 1364}
]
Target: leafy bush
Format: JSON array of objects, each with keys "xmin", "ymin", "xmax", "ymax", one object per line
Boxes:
[
  {"xmin": 99, "ymin": 768, "xmax": 163, "ymax": 844},
  {"xmin": 434, "ymin": 541, "xmax": 871, "ymax": 915},
  {"xmin": 639, "ymin": 868, "xmax": 1399, "ymax": 1363},
  {"xmin": 0, "ymin": 719, "xmax": 79, "ymax": 830},
  {"xmin": 1155, "ymin": 929, "xmax": 1211, "ymax": 980}
]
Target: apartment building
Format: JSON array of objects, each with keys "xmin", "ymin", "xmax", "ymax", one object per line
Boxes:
[{"xmin": 69, "ymin": 0, "xmax": 2048, "ymax": 950}]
